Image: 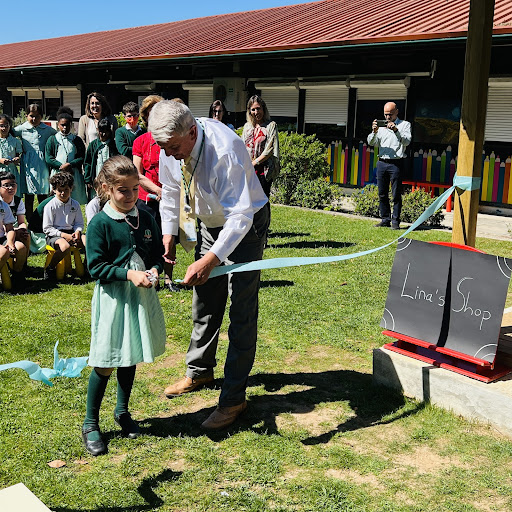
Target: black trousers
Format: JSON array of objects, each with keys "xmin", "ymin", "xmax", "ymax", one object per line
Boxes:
[{"xmin": 377, "ymin": 159, "xmax": 404, "ymax": 224}]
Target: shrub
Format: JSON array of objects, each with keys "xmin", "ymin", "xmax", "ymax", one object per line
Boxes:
[
  {"xmin": 351, "ymin": 185, "xmax": 444, "ymax": 226},
  {"xmin": 401, "ymin": 188, "xmax": 444, "ymax": 226},
  {"xmin": 271, "ymin": 132, "xmax": 330, "ymax": 204},
  {"xmin": 291, "ymin": 178, "xmax": 333, "ymax": 209},
  {"xmin": 327, "ymin": 183, "xmax": 347, "ymax": 212},
  {"xmin": 352, "ymin": 184, "xmax": 380, "ymax": 218}
]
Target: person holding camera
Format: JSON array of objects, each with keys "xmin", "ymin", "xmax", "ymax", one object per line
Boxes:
[{"xmin": 367, "ymin": 102, "xmax": 411, "ymax": 230}]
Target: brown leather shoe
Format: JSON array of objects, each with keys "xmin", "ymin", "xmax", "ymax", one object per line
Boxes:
[
  {"xmin": 164, "ymin": 375, "xmax": 214, "ymax": 398},
  {"xmin": 201, "ymin": 401, "xmax": 247, "ymax": 430}
]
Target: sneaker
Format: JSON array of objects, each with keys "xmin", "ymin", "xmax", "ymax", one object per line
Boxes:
[
  {"xmin": 374, "ymin": 221, "xmax": 391, "ymax": 228},
  {"xmin": 44, "ymin": 267, "xmax": 56, "ymax": 281},
  {"xmin": 391, "ymin": 222, "xmax": 401, "ymax": 230}
]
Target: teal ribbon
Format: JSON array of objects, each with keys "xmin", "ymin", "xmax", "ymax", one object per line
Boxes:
[
  {"xmin": 0, "ymin": 175, "xmax": 481, "ymax": 386},
  {"xmin": 0, "ymin": 342, "xmax": 88, "ymax": 387},
  {"xmin": 207, "ymin": 173, "xmax": 481, "ymax": 278}
]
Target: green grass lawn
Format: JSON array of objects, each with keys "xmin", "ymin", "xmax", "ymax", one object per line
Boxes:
[{"xmin": 1, "ymin": 205, "xmax": 512, "ymax": 511}]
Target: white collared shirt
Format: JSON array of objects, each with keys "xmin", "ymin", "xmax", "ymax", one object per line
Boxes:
[
  {"xmin": 42, "ymin": 196, "xmax": 84, "ymax": 238},
  {"xmin": 159, "ymin": 118, "xmax": 268, "ymax": 263},
  {"xmin": 367, "ymin": 118, "xmax": 412, "ymax": 159},
  {"xmin": 0, "ymin": 199, "xmax": 15, "ymax": 237}
]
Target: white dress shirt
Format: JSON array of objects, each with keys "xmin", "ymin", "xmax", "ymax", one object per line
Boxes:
[
  {"xmin": 159, "ymin": 118, "xmax": 268, "ymax": 263},
  {"xmin": 367, "ymin": 118, "xmax": 412, "ymax": 159},
  {"xmin": 43, "ymin": 196, "xmax": 84, "ymax": 237}
]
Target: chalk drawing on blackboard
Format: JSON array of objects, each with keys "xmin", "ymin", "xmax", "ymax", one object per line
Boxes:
[
  {"xmin": 381, "ymin": 308, "xmax": 395, "ymax": 331},
  {"xmin": 497, "ymin": 256, "xmax": 512, "ymax": 279},
  {"xmin": 396, "ymin": 238, "xmax": 413, "ymax": 251},
  {"xmin": 474, "ymin": 344, "xmax": 498, "ymax": 360}
]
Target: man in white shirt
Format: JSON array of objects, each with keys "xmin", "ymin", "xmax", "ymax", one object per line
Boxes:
[
  {"xmin": 367, "ymin": 102, "xmax": 412, "ymax": 230},
  {"xmin": 149, "ymin": 100, "xmax": 269, "ymax": 430}
]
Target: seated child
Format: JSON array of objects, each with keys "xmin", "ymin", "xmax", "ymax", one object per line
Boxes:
[
  {"xmin": 42, "ymin": 172, "xmax": 85, "ymax": 280},
  {"xmin": 0, "ymin": 171, "xmax": 30, "ymax": 250},
  {"xmin": 0, "ymin": 183, "xmax": 28, "ymax": 288},
  {"xmin": 115, "ymin": 102, "xmax": 145, "ymax": 159},
  {"xmin": 84, "ymin": 118, "xmax": 118, "ymax": 201}
]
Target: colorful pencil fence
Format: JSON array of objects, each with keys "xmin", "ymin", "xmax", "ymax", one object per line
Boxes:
[{"xmin": 328, "ymin": 142, "xmax": 512, "ymax": 205}]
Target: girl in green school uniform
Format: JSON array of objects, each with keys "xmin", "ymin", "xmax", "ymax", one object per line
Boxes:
[
  {"xmin": 13, "ymin": 103, "xmax": 56, "ymax": 219},
  {"xmin": 0, "ymin": 115, "xmax": 22, "ymax": 193},
  {"xmin": 84, "ymin": 118, "xmax": 118, "ymax": 200},
  {"xmin": 82, "ymin": 155, "xmax": 166, "ymax": 456},
  {"xmin": 45, "ymin": 112, "xmax": 88, "ymax": 204}
]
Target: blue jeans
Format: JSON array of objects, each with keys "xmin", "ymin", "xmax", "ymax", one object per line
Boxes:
[
  {"xmin": 377, "ymin": 159, "xmax": 404, "ymax": 224},
  {"xmin": 185, "ymin": 206, "xmax": 269, "ymax": 407}
]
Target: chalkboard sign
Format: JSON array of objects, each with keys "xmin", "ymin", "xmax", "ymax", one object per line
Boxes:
[
  {"xmin": 441, "ymin": 249, "xmax": 512, "ymax": 362},
  {"xmin": 381, "ymin": 239, "xmax": 451, "ymax": 344},
  {"xmin": 381, "ymin": 240, "xmax": 512, "ymax": 364}
]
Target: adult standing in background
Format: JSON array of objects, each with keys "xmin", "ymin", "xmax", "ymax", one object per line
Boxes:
[
  {"xmin": 150, "ymin": 100, "xmax": 268, "ymax": 430},
  {"xmin": 209, "ymin": 100, "xmax": 235, "ymax": 130},
  {"xmin": 132, "ymin": 94, "xmax": 178, "ymax": 292},
  {"xmin": 242, "ymin": 95, "xmax": 280, "ymax": 199},
  {"xmin": 367, "ymin": 101, "xmax": 411, "ymax": 230},
  {"xmin": 78, "ymin": 92, "xmax": 118, "ymax": 149}
]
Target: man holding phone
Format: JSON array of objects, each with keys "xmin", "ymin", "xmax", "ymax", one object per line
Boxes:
[{"xmin": 367, "ymin": 102, "xmax": 411, "ymax": 229}]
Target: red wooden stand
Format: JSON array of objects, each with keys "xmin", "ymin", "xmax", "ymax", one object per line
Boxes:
[
  {"xmin": 382, "ymin": 330, "xmax": 512, "ymax": 383},
  {"xmin": 403, "ymin": 180, "xmax": 453, "ymax": 212}
]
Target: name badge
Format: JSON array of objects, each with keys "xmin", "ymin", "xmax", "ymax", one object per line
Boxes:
[{"xmin": 183, "ymin": 220, "xmax": 197, "ymax": 242}]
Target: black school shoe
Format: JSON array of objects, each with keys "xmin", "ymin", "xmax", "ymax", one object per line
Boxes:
[
  {"xmin": 114, "ymin": 412, "xmax": 140, "ymax": 439},
  {"xmin": 82, "ymin": 427, "xmax": 107, "ymax": 456}
]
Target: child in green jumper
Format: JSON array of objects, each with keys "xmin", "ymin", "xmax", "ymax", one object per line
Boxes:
[
  {"xmin": 84, "ymin": 118, "xmax": 118, "ymax": 201},
  {"xmin": 82, "ymin": 155, "xmax": 166, "ymax": 456},
  {"xmin": 115, "ymin": 102, "xmax": 145, "ymax": 159}
]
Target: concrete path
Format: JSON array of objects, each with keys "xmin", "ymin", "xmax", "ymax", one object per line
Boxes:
[{"xmin": 336, "ymin": 193, "xmax": 512, "ymax": 242}]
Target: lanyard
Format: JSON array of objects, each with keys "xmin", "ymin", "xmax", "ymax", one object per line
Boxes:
[{"xmin": 180, "ymin": 120, "xmax": 205, "ymax": 208}]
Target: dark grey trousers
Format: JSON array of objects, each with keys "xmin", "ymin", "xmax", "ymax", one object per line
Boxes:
[{"xmin": 185, "ymin": 206, "xmax": 269, "ymax": 407}]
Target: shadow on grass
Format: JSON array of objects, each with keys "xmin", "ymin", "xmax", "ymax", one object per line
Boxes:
[
  {"xmin": 5, "ymin": 276, "xmax": 89, "ymax": 295},
  {"xmin": 260, "ymin": 280, "xmax": 294, "ymax": 288},
  {"xmin": 269, "ymin": 240, "xmax": 355, "ymax": 250},
  {"xmin": 268, "ymin": 231, "xmax": 311, "ymax": 238},
  {"xmin": 141, "ymin": 369, "xmax": 424, "ymax": 444},
  {"xmin": 52, "ymin": 468, "xmax": 181, "ymax": 512}
]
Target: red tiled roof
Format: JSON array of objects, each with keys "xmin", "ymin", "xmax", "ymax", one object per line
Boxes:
[{"xmin": 1, "ymin": 0, "xmax": 511, "ymax": 70}]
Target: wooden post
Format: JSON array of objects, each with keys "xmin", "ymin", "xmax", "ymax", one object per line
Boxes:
[{"xmin": 452, "ymin": 0, "xmax": 495, "ymax": 247}]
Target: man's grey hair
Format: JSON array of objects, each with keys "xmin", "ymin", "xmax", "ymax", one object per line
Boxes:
[{"xmin": 148, "ymin": 100, "xmax": 195, "ymax": 143}]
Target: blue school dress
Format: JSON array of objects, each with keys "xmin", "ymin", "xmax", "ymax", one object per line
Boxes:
[
  {"xmin": 14, "ymin": 122, "xmax": 56, "ymax": 195},
  {"xmin": 0, "ymin": 134, "xmax": 23, "ymax": 193}
]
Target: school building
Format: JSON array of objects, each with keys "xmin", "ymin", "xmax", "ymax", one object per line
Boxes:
[{"xmin": 0, "ymin": 0, "xmax": 512, "ymax": 205}]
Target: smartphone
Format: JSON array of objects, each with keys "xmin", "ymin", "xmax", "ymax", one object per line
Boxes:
[{"xmin": 376, "ymin": 120, "xmax": 388, "ymax": 128}]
